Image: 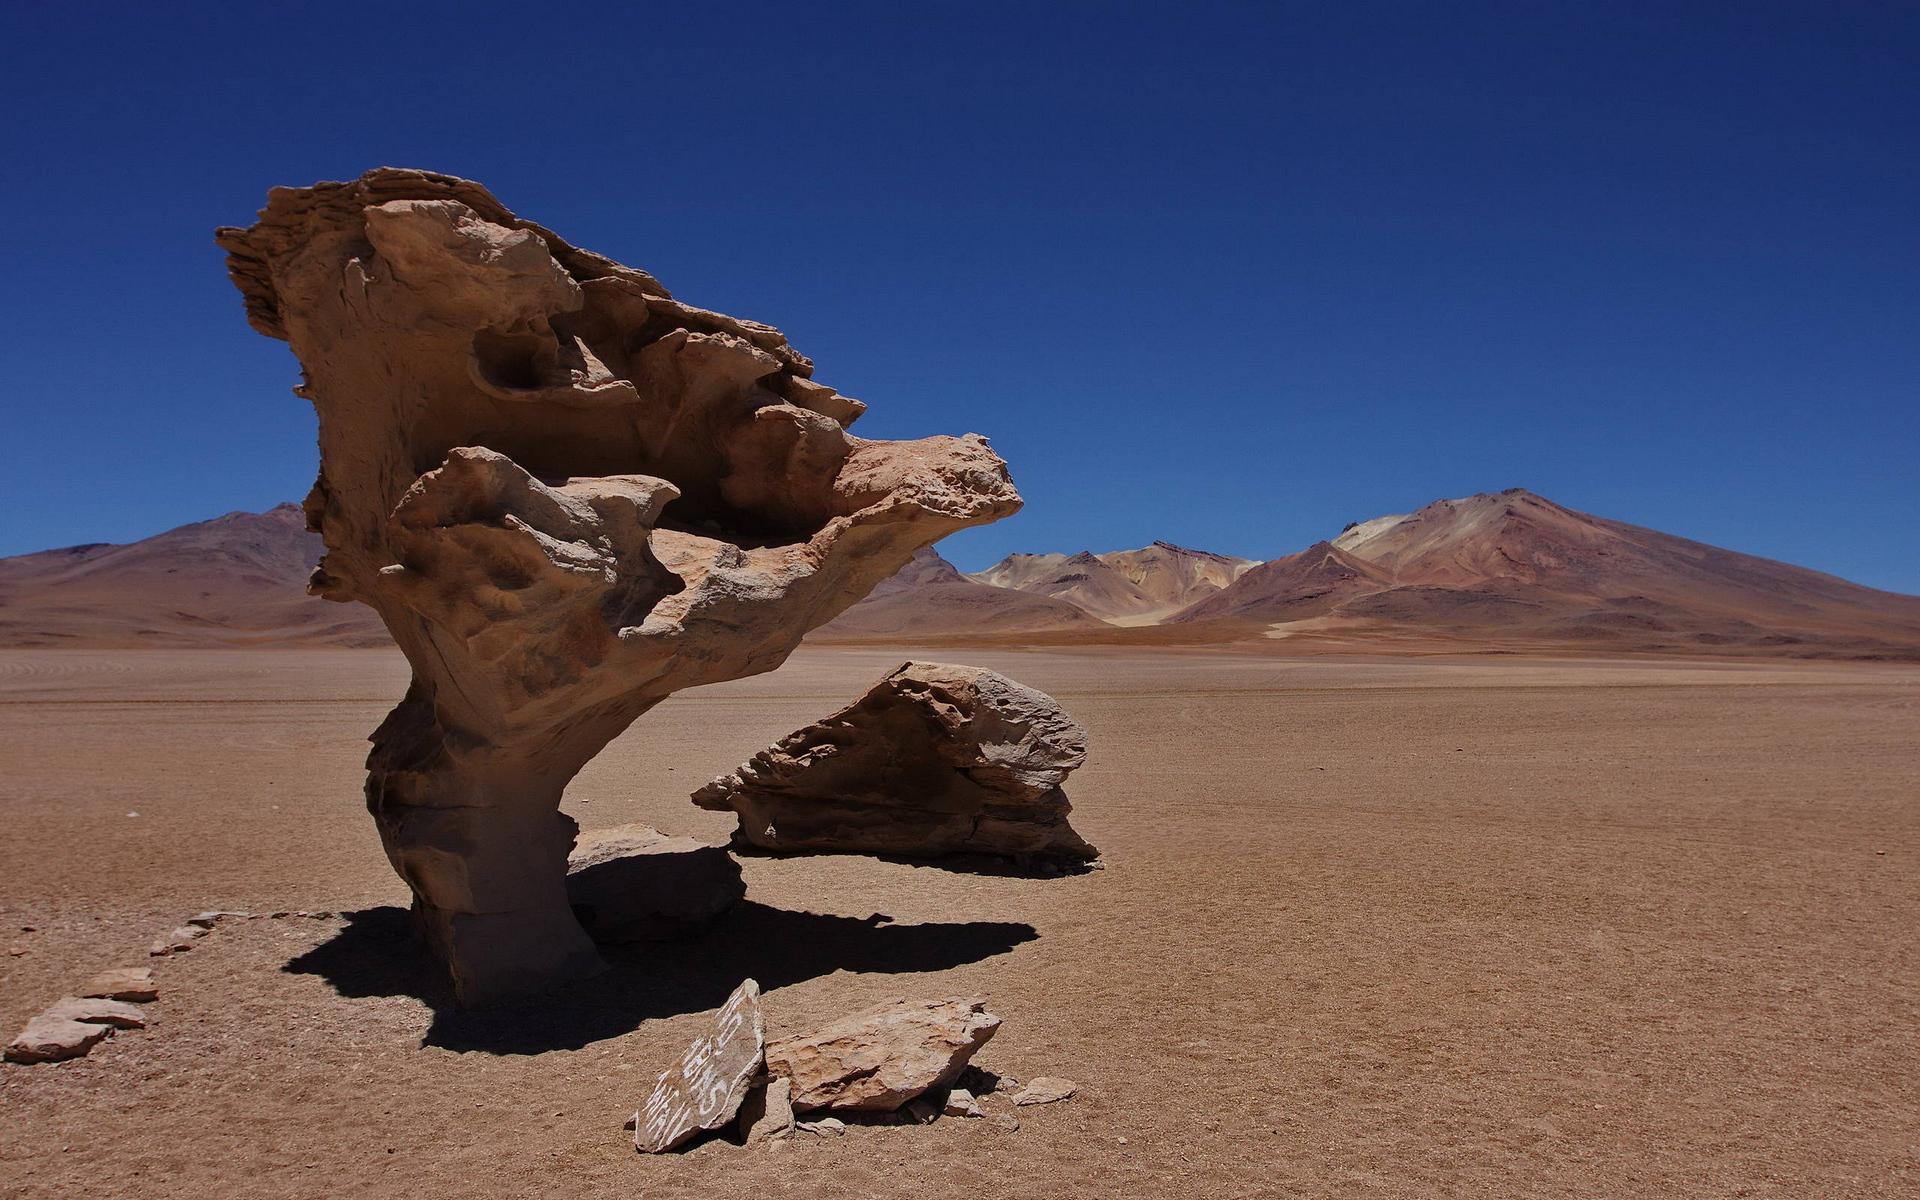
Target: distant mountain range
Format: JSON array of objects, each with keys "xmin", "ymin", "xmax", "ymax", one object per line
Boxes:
[
  {"xmin": 4, "ymin": 489, "xmax": 1917, "ymax": 659},
  {"xmin": 0, "ymin": 503, "xmax": 387, "ymax": 648}
]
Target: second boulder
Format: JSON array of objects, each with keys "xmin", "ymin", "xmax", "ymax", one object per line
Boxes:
[{"xmin": 692, "ymin": 661, "xmax": 1097, "ymax": 863}]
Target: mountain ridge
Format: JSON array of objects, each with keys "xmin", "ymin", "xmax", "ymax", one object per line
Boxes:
[
  {"xmin": 1169, "ymin": 489, "xmax": 1920, "ymax": 656},
  {"xmin": 1, "ymin": 490, "xmax": 1915, "ymax": 658},
  {"xmin": 969, "ymin": 541, "xmax": 1259, "ymax": 623}
]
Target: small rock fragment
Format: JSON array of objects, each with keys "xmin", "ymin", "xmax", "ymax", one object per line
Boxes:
[
  {"xmin": 187, "ymin": 911, "xmax": 251, "ymax": 928},
  {"xmin": 1012, "ymin": 1077, "xmax": 1077, "ymax": 1106},
  {"xmin": 41, "ymin": 997, "xmax": 149, "ymax": 1030},
  {"xmin": 942, "ymin": 1086, "xmax": 983, "ymax": 1117},
  {"xmin": 148, "ymin": 926, "xmax": 207, "ymax": 956},
  {"xmin": 767, "ymin": 997, "xmax": 1000, "ymax": 1113},
  {"xmin": 796, "ymin": 1117, "xmax": 845, "ymax": 1136},
  {"xmin": 904, "ymin": 1098, "xmax": 939, "ymax": 1124},
  {"xmin": 738, "ymin": 1076, "xmax": 795, "ymax": 1143},
  {"xmin": 80, "ymin": 967, "xmax": 158, "ymax": 1003},
  {"xmin": 5, "ymin": 1016, "xmax": 114, "ymax": 1064},
  {"xmin": 989, "ymin": 1114, "xmax": 1020, "ymax": 1132},
  {"xmin": 633, "ymin": 979, "xmax": 764, "ymax": 1153}
]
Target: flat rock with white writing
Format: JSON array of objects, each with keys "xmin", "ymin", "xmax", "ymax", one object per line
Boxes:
[{"xmin": 633, "ymin": 979, "xmax": 765, "ymax": 1153}]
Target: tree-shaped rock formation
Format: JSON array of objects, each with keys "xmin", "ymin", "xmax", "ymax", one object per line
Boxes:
[{"xmin": 216, "ymin": 169, "xmax": 1021, "ymax": 1003}]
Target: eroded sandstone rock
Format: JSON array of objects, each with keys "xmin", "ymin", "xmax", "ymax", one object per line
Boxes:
[
  {"xmin": 766, "ymin": 996, "xmax": 1000, "ymax": 1112},
  {"xmin": 693, "ymin": 662, "xmax": 1096, "ymax": 862},
  {"xmin": 80, "ymin": 967, "xmax": 157, "ymax": 1002},
  {"xmin": 1012, "ymin": 1076, "xmax": 1077, "ymax": 1106},
  {"xmin": 5, "ymin": 996, "xmax": 151, "ymax": 1064},
  {"xmin": 738, "ymin": 1076, "xmax": 795, "ymax": 1143},
  {"xmin": 565, "ymin": 824, "xmax": 743, "ymax": 943},
  {"xmin": 5, "ymin": 1016, "xmax": 114, "ymax": 1064},
  {"xmin": 39, "ymin": 997, "xmax": 150, "ymax": 1030},
  {"xmin": 941, "ymin": 1085, "xmax": 984, "ymax": 1117},
  {"xmin": 217, "ymin": 170, "xmax": 1020, "ymax": 1003},
  {"xmin": 148, "ymin": 926, "xmax": 206, "ymax": 956}
]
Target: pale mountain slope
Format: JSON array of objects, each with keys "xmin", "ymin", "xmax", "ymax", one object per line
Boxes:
[
  {"xmin": 809, "ymin": 548, "xmax": 1108, "ymax": 639},
  {"xmin": 0, "ymin": 504, "xmax": 390, "ymax": 648},
  {"xmin": 970, "ymin": 541, "xmax": 1258, "ymax": 623}
]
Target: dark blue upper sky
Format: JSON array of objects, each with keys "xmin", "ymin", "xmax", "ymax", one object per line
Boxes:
[{"xmin": 4, "ymin": 1, "xmax": 1915, "ymax": 589}]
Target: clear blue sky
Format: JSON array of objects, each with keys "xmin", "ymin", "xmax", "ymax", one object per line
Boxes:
[{"xmin": 3, "ymin": 1, "xmax": 1915, "ymax": 590}]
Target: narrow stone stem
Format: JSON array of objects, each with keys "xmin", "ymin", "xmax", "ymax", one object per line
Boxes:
[{"xmin": 365, "ymin": 696, "xmax": 606, "ymax": 1004}]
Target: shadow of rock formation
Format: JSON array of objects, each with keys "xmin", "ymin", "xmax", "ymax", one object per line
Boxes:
[
  {"xmin": 283, "ymin": 903, "xmax": 1036, "ymax": 1055},
  {"xmin": 727, "ymin": 844, "xmax": 1105, "ymax": 879}
]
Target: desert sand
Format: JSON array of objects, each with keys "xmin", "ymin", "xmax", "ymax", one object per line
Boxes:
[{"xmin": 3, "ymin": 646, "xmax": 1916, "ymax": 1197}]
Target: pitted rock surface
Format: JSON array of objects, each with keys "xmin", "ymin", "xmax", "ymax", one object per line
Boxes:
[
  {"xmin": 694, "ymin": 661, "xmax": 1097, "ymax": 861},
  {"xmin": 217, "ymin": 170, "xmax": 1020, "ymax": 1003},
  {"xmin": 766, "ymin": 996, "xmax": 1000, "ymax": 1112}
]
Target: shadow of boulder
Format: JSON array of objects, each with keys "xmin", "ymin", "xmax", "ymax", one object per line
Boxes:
[{"xmin": 283, "ymin": 901, "xmax": 1036, "ymax": 1055}]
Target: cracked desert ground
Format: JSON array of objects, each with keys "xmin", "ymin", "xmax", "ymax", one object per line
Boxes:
[{"xmin": 2, "ymin": 646, "xmax": 1916, "ymax": 1199}]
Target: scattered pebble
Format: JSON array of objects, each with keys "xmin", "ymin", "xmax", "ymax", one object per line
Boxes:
[
  {"xmin": 148, "ymin": 925, "xmax": 207, "ymax": 956},
  {"xmin": 187, "ymin": 911, "xmax": 252, "ymax": 928},
  {"xmin": 942, "ymin": 1086, "xmax": 984, "ymax": 1117},
  {"xmin": 1012, "ymin": 1077, "xmax": 1078, "ymax": 1106}
]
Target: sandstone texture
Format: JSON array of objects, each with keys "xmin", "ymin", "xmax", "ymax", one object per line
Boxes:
[
  {"xmin": 1012, "ymin": 1076, "xmax": 1077, "ymax": 1105},
  {"xmin": 565, "ymin": 824, "xmax": 743, "ymax": 943},
  {"xmin": 5, "ymin": 996, "xmax": 151, "ymax": 1064},
  {"xmin": 941, "ymin": 1085, "xmax": 984, "ymax": 1117},
  {"xmin": 693, "ymin": 661, "xmax": 1096, "ymax": 862},
  {"xmin": 149, "ymin": 926, "xmax": 206, "ymax": 956},
  {"xmin": 40, "ymin": 997, "xmax": 150, "ymax": 1030},
  {"xmin": 81, "ymin": 967, "xmax": 158, "ymax": 1002},
  {"xmin": 634, "ymin": 979, "xmax": 765, "ymax": 1153},
  {"xmin": 738, "ymin": 1076, "xmax": 795, "ymax": 1143},
  {"xmin": 765, "ymin": 996, "xmax": 1000, "ymax": 1112},
  {"xmin": 217, "ymin": 169, "xmax": 1020, "ymax": 1003},
  {"xmin": 5, "ymin": 1015, "xmax": 114, "ymax": 1064}
]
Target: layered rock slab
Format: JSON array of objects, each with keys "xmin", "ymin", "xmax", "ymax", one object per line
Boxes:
[
  {"xmin": 217, "ymin": 170, "xmax": 1020, "ymax": 1003},
  {"xmin": 5, "ymin": 997, "xmax": 150, "ymax": 1064},
  {"xmin": 81, "ymin": 967, "xmax": 158, "ymax": 1002},
  {"xmin": 6, "ymin": 1016, "xmax": 115, "ymax": 1064},
  {"xmin": 633, "ymin": 979, "xmax": 765, "ymax": 1153},
  {"xmin": 766, "ymin": 996, "xmax": 1001, "ymax": 1112},
  {"xmin": 693, "ymin": 661, "xmax": 1097, "ymax": 862}
]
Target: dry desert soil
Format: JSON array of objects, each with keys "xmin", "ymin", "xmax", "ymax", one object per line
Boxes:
[{"xmin": 2, "ymin": 647, "xmax": 1917, "ymax": 1198}]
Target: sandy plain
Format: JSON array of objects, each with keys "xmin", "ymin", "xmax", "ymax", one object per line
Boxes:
[{"xmin": 1, "ymin": 647, "xmax": 1916, "ymax": 1198}]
